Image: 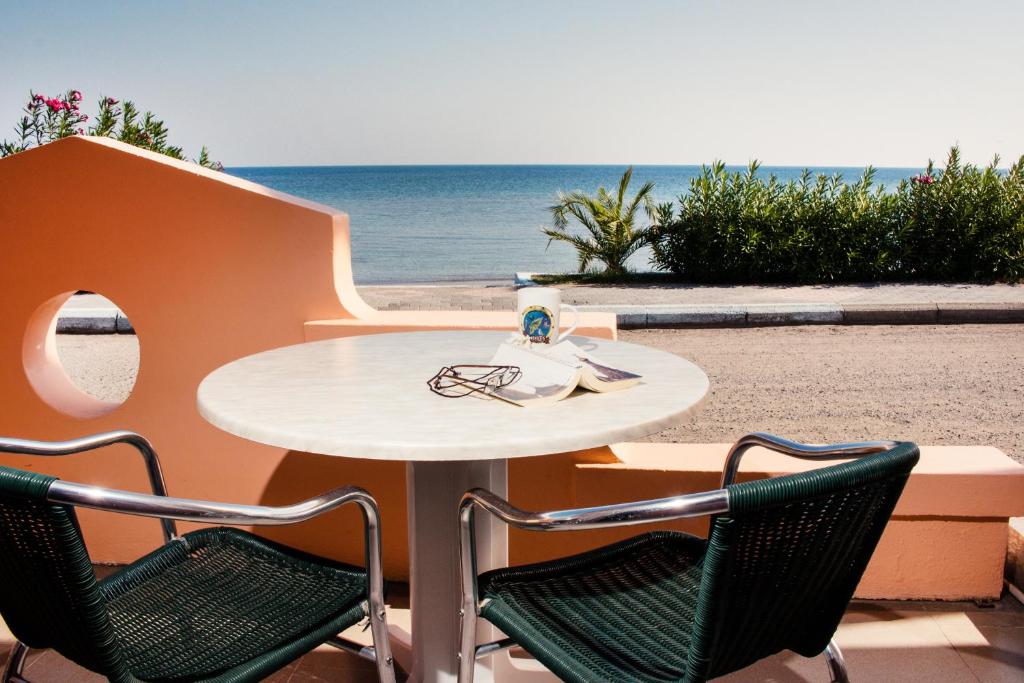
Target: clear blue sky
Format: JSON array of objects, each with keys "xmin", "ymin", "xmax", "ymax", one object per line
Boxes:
[{"xmin": 2, "ymin": 0, "xmax": 1021, "ymax": 167}]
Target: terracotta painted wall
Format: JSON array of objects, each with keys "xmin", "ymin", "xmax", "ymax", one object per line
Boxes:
[
  {"xmin": 0, "ymin": 137, "xmax": 408, "ymax": 567},
  {"xmin": 0, "ymin": 137, "xmax": 617, "ymax": 576}
]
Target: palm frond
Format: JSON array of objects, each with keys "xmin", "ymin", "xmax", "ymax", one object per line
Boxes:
[
  {"xmin": 623, "ymin": 180, "xmax": 655, "ymax": 224},
  {"xmin": 542, "ymin": 166, "xmax": 656, "ymax": 275},
  {"xmin": 616, "ymin": 166, "xmax": 634, "ymax": 210}
]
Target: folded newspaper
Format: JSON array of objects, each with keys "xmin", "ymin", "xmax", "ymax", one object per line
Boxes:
[{"xmin": 486, "ymin": 338, "xmax": 642, "ymax": 407}]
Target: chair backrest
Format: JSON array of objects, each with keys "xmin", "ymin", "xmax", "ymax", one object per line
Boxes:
[
  {"xmin": 684, "ymin": 442, "xmax": 919, "ymax": 682},
  {"xmin": 0, "ymin": 466, "xmax": 132, "ymax": 682}
]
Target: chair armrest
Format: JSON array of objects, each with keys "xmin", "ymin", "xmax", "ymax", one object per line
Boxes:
[
  {"xmin": 0, "ymin": 431, "xmax": 176, "ymax": 541},
  {"xmin": 721, "ymin": 432, "xmax": 902, "ymax": 486},
  {"xmin": 46, "ymin": 480, "xmax": 377, "ymax": 526},
  {"xmin": 47, "ymin": 480, "xmax": 385, "ymax": 600},
  {"xmin": 460, "ymin": 486, "xmax": 729, "ymax": 532}
]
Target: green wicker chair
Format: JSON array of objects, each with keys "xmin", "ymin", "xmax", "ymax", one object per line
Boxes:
[
  {"xmin": 0, "ymin": 431, "xmax": 396, "ymax": 683},
  {"xmin": 458, "ymin": 433, "xmax": 920, "ymax": 683}
]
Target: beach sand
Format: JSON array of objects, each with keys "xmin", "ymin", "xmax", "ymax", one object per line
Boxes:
[{"xmin": 55, "ymin": 324, "xmax": 1023, "ymax": 463}]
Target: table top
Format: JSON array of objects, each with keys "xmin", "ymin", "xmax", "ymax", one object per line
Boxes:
[{"xmin": 197, "ymin": 331, "xmax": 709, "ymax": 461}]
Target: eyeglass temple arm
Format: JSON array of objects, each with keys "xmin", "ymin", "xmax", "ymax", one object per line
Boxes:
[
  {"xmin": 721, "ymin": 432, "xmax": 902, "ymax": 487},
  {"xmin": 0, "ymin": 430, "xmax": 177, "ymax": 542}
]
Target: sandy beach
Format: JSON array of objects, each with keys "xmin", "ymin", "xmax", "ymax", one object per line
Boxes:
[{"xmin": 56, "ymin": 323, "xmax": 1024, "ymax": 463}]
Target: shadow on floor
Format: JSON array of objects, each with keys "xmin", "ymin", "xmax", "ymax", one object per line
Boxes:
[{"xmin": 2, "ymin": 595, "xmax": 1022, "ymax": 682}]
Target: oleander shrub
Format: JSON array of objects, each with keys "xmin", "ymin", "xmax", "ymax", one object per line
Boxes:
[
  {"xmin": 650, "ymin": 147, "xmax": 1024, "ymax": 283},
  {"xmin": 1, "ymin": 88, "xmax": 221, "ymax": 169},
  {"xmin": 896, "ymin": 148, "xmax": 1024, "ymax": 281}
]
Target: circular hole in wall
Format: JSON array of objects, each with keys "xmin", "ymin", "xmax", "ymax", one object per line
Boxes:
[{"xmin": 23, "ymin": 291, "xmax": 139, "ymax": 418}]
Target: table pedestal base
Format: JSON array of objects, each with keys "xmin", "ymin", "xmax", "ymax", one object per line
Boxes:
[{"xmin": 407, "ymin": 459, "xmax": 508, "ymax": 683}]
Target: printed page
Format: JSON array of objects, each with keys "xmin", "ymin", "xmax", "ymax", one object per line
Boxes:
[
  {"xmin": 541, "ymin": 340, "xmax": 643, "ymax": 392},
  {"xmin": 487, "ymin": 342, "xmax": 582, "ymax": 406}
]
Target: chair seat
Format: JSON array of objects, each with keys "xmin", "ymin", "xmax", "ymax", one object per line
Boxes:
[
  {"xmin": 478, "ymin": 531, "xmax": 707, "ymax": 683},
  {"xmin": 98, "ymin": 527, "xmax": 369, "ymax": 682}
]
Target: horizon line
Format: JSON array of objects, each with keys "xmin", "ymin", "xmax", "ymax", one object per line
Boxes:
[{"xmin": 225, "ymin": 162, "xmax": 942, "ymax": 171}]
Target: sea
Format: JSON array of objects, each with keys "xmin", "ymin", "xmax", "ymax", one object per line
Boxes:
[{"xmin": 226, "ymin": 165, "xmax": 918, "ymax": 284}]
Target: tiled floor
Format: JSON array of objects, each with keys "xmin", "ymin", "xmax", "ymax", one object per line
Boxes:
[{"xmin": 3, "ymin": 596, "xmax": 1022, "ymax": 682}]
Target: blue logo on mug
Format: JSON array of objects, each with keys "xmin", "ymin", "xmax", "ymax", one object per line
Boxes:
[{"xmin": 522, "ymin": 306, "xmax": 553, "ymax": 342}]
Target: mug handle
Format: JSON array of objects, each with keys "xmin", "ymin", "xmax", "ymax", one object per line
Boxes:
[{"xmin": 557, "ymin": 304, "xmax": 579, "ymax": 343}]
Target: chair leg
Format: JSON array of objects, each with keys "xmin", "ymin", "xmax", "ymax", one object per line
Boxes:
[
  {"xmin": 2, "ymin": 641, "xmax": 29, "ymax": 683},
  {"xmin": 824, "ymin": 638, "xmax": 849, "ymax": 683},
  {"xmin": 457, "ymin": 605, "xmax": 477, "ymax": 683},
  {"xmin": 366, "ymin": 602, "xmax": 396, "ymax": 683}
]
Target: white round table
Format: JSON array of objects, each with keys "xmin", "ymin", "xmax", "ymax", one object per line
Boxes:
[{"xmin": 198, "ymin": 331, "xmax": 709, "ymax": 683}]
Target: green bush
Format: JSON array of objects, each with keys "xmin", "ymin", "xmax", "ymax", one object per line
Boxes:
[
  {"xmin": 897, "ymin": 148, "xmax": 1024, "ymax": 281},
  {"xmin": 650, "ymin": 147, "xmax": 1024, "ymax": 283},
  {"xmin": 1, "ymin": 88, "xmax": 221, "ymax": 170}
]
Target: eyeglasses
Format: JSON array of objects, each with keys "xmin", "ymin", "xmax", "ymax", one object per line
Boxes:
[{"xmin": 427, "ymin": 365, "xmax": 522, "ymax": 398}]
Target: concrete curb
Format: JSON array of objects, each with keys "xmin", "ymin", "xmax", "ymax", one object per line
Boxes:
[
  {"xmin": 513, "ymin": 272, "xmax": 542, "ymax": 288},
  {"xmin": 56, "ymin": 309, "xmax": 134, "ymax": 334},
  {"xmin": 56, "ymin": 302, "xmax": 1024, "ymax": 333},
  {"xmin": 575, "ymin": 302, "xmax": 1024, "ymax": 329}
]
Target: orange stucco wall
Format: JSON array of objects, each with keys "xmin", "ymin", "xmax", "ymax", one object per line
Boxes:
[
  {"xmin": 556, "ymin": 443, "xmax": 1024, "ymax": 600},
  {"xmin": 0, "ymin": 137, "xmax": 365, "ymax": 562},
  {"xmin": 0, "ymin": 137, "xmax": 616, "ymax": 574}
]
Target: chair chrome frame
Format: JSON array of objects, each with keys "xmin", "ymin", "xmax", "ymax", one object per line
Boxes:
[
  {"xmin": 0, "ymin": 431, "xmax": 396, "ymax": 683},
  {"xmin": 458, "ymin": 432, "xmax": 899, "ymax": 683}
]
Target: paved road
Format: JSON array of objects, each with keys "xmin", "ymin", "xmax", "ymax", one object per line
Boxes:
[
  {"xmin": 56, "ymin": 324, "xmax": 1023, "ymax": 461},
  {"xmin": 358, "ymin": 281, "xmax": 1024, "ymax": 311}
]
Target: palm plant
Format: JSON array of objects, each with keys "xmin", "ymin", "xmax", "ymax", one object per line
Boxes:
[{"xmin": 544, "ymin": 166, "xmax": 657, "ymax": 276}]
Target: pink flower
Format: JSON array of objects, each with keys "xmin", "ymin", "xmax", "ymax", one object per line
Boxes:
[
  {"xmin": 80, "ymin": 113, "xmax": 88, "ymax": 121},
  {"xmin": 45, "ymin": 98, "xmax": 61, "ymax": 111},
  {"xmin": 70, "ymin": 90, "xmax": 83, "ymax": 102},
  {"xmin": 33, "ymin": 93, "xmax": 45, "ymax": 102},
  {"xmin": 78, "ymin": 128, "xmax": 85, "ymax": 135},
  {"xmin": 105, "ymin": 97, "xmax": 119, "ymax": 106}
]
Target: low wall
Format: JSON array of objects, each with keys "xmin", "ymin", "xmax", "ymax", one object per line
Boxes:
[{"xmin": 514, "ymin": 443, "xmax": 1024, "ymax": 601}]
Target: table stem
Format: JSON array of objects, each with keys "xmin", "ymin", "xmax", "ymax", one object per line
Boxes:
[{"xmin": 407, "ymin": 459, "xmax": 508, "ymax": 683}]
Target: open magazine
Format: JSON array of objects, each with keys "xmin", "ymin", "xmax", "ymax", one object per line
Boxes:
[{"xmin": 486, "ymin": 338, "xmax": 642, "ymax": 407}]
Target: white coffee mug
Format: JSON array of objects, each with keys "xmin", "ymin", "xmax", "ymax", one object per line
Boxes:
[{"xmin": 517, "ymin": 287, "xmax": 579, "ymax": 344}]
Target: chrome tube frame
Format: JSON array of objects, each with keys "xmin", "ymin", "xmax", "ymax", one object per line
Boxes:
[
  {"xmin": 457, "ymin": 486, "xmax": 730, "ymax": 683},
  {"xmin": 326, "ymin": 634, "xmax": 378, "ymax": 662},
  {"xmin": 474, "ymin": 638, "xmax": 515, "ymax": 659},
  {"xmin": 44, "ymin": 481, "xmax": 396, "ymax": 683},
  {"xmin": 721, "ymin": 432, "xmax": 901, "ymax": 487},
  {"xmin": 0, "ymin": 432, "xmax": 395, "ymax": 683},
  {"xmin": 2, "ymin": 640, "xmax": 28, "ymax": 683},
  {"xmin": 0, "ymin": 431, "xmax": 177, "ymax": 542},
  {"xmin": 824, "ymin": 639, "xmax": 849, "ymax": 682}
]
